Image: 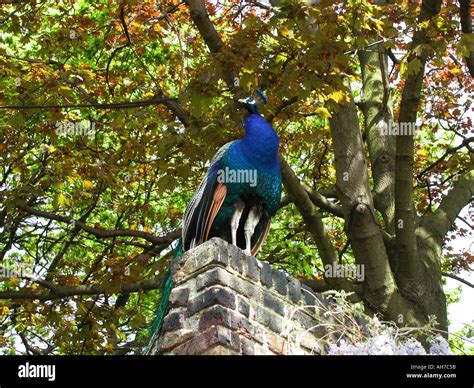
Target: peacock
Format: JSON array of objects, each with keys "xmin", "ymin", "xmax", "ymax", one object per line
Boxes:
[{"xmin": 147, "ymin": 91, "xmax": 282, "ymax": 345}]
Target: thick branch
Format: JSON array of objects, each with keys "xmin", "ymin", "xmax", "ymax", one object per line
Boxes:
[
  {"xmin": 442, "ymin": 272, "xmax": 474, "ymax": 288},
  {"xmin": 19, "ymin": 333, "xmax": 54, "ymax": 355},
  {"xmin": 279, "ymin": 156, "xmax": 337, "ymax": 267},
  {"xmin": 0, "ymin": 276, "xmax": 163, "ymax": 301},
  {"xmin": 459, "ymin": 0, "xmax": 474, "ymax": 77},
  {"xmin": 248, "ymin": 0, "xmax": 272, "ymax": 10},
  {"xmin": 358, "ymin": 39, "xmax": 396, "ymax": 233},
  {"xmin": 160, "ymin": 95, "xmax": 191, "ymax": 127},
  {"xmin": 0, "ymin": 96, "xmax": 179, "ymax": 110},
  {"xmin": 395, "ymin": 0, "xmax": 442, "ymax": 277},
  {"xmin": 185, "ymin": 0, "xmax": 237, "ymax": 89},
  {"xmin": 268, "ymin": 97, "xmax": 298, "ymax": 123},
  {"xmin": 16, "ymin": 202, "xmax": 179, "ymax": 245},
  {"xmin": 303, "ymin": 185, "xmax": 343, "ymax": 217},
  {"xmin": 185, "ymin": 0, "xmax": 223, "ymax": 53},
  {"xmin": 421, "ymin": 170, "xmax": 474, "ymax": 243}
]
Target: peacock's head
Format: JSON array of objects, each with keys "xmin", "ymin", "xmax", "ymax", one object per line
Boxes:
[{"xmin": 238, "ymin": 89, "xmax": 268, "ymax": 115}]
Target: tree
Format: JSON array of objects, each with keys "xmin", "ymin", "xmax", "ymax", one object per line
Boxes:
[{"xmin": 0, "ymin": 0, "xmax": 472, "ymax": 354}]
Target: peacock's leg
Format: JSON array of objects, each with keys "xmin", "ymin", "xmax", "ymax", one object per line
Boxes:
[
  {"xmin": 244, "ymin": 204, "xmax": 262, "ymax": 256},
  {"xmin": 231, "ymin": 199, "xmax": 245, "ymax": 247}
]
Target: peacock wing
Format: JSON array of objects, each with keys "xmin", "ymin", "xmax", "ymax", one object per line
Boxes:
[{"xmin": 182, "ymin": 141, "xmax": 234, "ymax": 250}]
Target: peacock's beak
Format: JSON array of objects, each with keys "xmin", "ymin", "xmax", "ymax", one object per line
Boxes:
[{"xmin": 238, "ymin": 98, "xmax": 248, "ymax": 104}]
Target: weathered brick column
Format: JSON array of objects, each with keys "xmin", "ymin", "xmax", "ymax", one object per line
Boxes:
[{"xmin": 148, "ymin": 238, "xmax": 330, "ymax": 355}]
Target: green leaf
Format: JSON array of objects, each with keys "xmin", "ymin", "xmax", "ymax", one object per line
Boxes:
[
  {"xmin": 404, "ymin": 57, "xmax": 423, "ymax": 78},
  {"xmin": 53, "ymin": 193, "xmax": 70, "ymax": 208}
]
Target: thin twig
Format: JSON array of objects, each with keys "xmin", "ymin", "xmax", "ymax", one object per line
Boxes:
[
  {"xmin": 417, "ymin": 137, "xmax": 474, "ymax": 180},
  {"xmin": 442, "ymin": 272, "xmax": 474, "ymax": 288}
]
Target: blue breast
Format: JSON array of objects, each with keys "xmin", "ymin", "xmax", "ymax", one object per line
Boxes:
[{"xmin": 219, "ymin": 113, "xmax": 282, "ymax": 217}]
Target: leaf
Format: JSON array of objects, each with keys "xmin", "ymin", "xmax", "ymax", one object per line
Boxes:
[
  {"xmin": 365, "ymin": 63, "xmax": 377, "ymax": 72},
  {"xmin": 328, "ymin": 90, "xmax": 349, "ymax": 104},
  {"xmin": 105, "ymin": 343, "xmax": 114, "ymax": 351},
  {"xmin": 279, "ymin": 26, "xmax": 294, "ymax": 39},
  {"xmin": 83, "ymin": 180, "xmax": 94, "ymax": 190},
  {"xmin": 374, "ymin": 20, "xmax": 384, "ymax": 32},
  {"xmin": 315, "ymin": 107, "xmax": 332, "ymax": 118},
  {"xmin": 417, "ymin": 149, "xmax": 429, "ymax": 159},
  {"xmin": 404, "ymin": 57, "xmax": 423, "ymax": 78},
  {"xmin": 54, "ymin": 193, "xmax": 70, "ymax": 208}
]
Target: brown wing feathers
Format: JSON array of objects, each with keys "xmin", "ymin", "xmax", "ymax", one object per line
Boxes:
[{"xmin": 200, "ymin": 182, "xmax": 227, "ymax": 245}]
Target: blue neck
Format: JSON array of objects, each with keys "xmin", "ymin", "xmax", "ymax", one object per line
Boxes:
[{"xmin": 238, "ymin": 114, "xmax": 280, "ymax": 167}]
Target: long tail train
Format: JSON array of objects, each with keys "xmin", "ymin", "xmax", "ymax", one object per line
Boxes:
[{"xmin": 145, "ymin": 238, "xmax": 182, "ymax": 353}]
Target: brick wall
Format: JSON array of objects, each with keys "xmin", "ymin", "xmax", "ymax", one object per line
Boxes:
[{"xmin": 147, "ymin": 238, "xmax": 331, "ymax": 355}]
